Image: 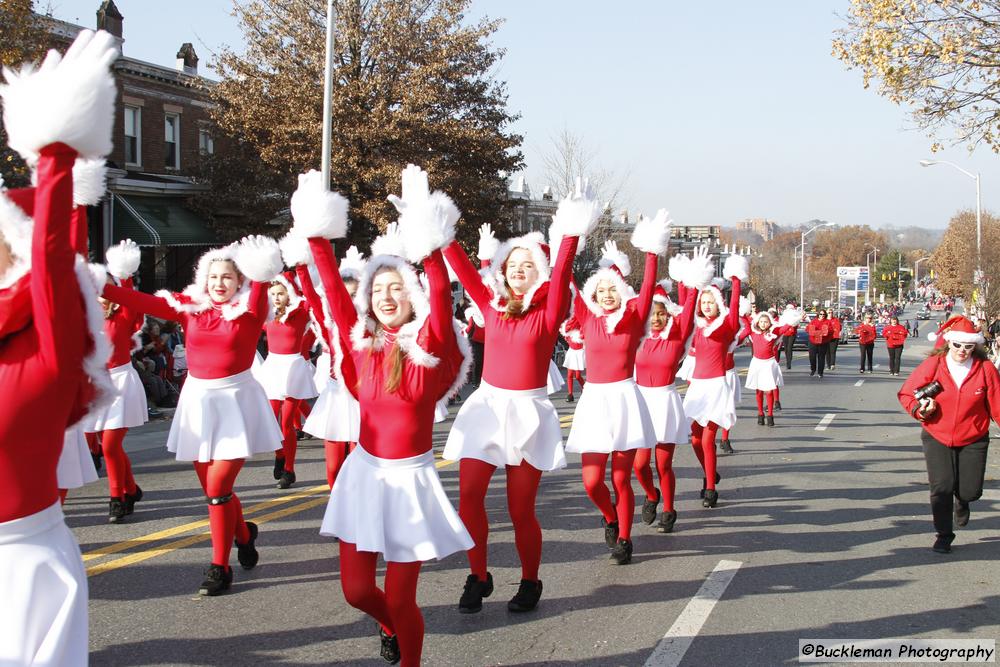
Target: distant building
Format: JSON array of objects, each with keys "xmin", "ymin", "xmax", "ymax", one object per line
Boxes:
[
  {"xmin": 507, "ymin": 176, "xmax": 558, "ymax": 236},
  {"xmin": 736, "ymin": 217, "xmax": 776, "ymax": 241}
]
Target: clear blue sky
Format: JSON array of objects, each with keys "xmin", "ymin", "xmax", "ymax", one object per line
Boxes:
[{"xmin": 47, "ymin": 0, "xmax": 1000, "ymax": 231}]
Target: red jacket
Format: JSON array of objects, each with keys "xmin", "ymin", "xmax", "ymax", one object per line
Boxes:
[
  {"xmin": 856, "ymin": 323, "xmax": 876, "ymax": 345},
  {"xmin": 805, "ymin": 318, "xmax": 831, "ymax": 344},
  {"xmin": 883, "ymin": 324, "xmax": 908, "ymax": 348},
  {"xmin": 899, "ymin": 354, "xmax": 1000, "ymax": 446},
  {"xmin": 829, "ymin": 317, "xmax": 842, "ymax": 339}
]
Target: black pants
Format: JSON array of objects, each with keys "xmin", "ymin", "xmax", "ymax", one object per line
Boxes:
[
  {"xmin": 859, "ymin": 343, "xmax": 873, "ymax": 371},
  {"xmin": 808, "ymin": 342, "xmax": 829, "ymax": 375},
  {"xmin": 826, "ymin": 339, "xmax": 839, "ymax": 367},
  {"xmin": 887, "ymin": 346, "xmax": 903, "ymax": 374},
  {"xmin": 921, "ymin": 430, "xmax": 989, "ymax": 538},
  {"xmin": 783, "ymin": 335, "xmax": 795, "ymax": 369}
]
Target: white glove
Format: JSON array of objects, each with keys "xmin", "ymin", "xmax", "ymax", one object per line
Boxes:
[
  {"xmin": 289, "ymin": 170, "xmax": 350, "ymax": 240},
  {"xmin": 387, "ymin": 164, "xmax": 460, "ymax": 262},
  {"xmin": 477, "ymin": 223, "xmax": 499, "ymax": 262},
  {"xmin": 723, "ymin": 253, "xmax": 749, "ymax": 282},
  {"xmin": 72, "ymin": 157, "xmax": 108, "ymax": 206},
  {"xmin": 1, "ymin": 30, "xmax": 119, "ymax": 161},
  {"xmin": 630, "ymin": 208, "xmax": 671, "ymax": 255},
  {"xmin": 684, "ymin": 245, "xmax": 716, "ymax": 291},
  {"xmin": 234, "ymin": 235, "xmax": 283, "ymax": 282},
  {"xmin": 597, "ymin": 239, "xmax": 631, "ymax": 276},
  {"xmin": 371, "ymin": 221, "xmax": 407, "ymax": 258},
  {"xmin": 340, "ymin": 245, "xmax": 367, "ymax": 275},
  {"xmin": 105, "ymin": 239, "xmax": 141, "ymax": 280},
  {"xmin": 279, "ymin": 232, "xmax": 312, "ymax": 267},
  {"xmin": 550, "ymin": 177, "xmax": 602, "ymax": 237},
  {"xmin": 668, "ymin": 254, "xmax": 689, "ymax": 283}
]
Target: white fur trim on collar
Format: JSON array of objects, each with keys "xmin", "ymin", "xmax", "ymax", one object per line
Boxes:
[
  {"xmin": 487, "ymin": 233, "xmax": 551, "ymax": 314},
  {"xmin": 581, "ymin": 267, "xmax": 635, "ymax": 334},
  {"xmin": 157, "ymin": 245, "xmax": 255, "ymax": 321}
]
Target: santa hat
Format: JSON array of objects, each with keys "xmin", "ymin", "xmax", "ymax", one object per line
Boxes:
[
  {"xmin": 486, "ymin": 231, "xmax": 551, "ymax": 313},
  {"xmin": 651, "ymin": 279, "xmax": 683, "ymax": 316},
  {"xmin": 929, "ymin": 315, "xmax": 984, "ymax": 346}
]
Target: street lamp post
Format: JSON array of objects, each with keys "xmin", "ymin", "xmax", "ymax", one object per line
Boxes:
[
  {"xmin": 864, "ymin": 243, "xmax": 879, "ymax": 306},
  {"xmin": 914, "ymin": 256, "xmax": 931, "ymax": 289},
  {"xmin": 800, "ymin": 222, "xmax": 836, "ymax": 309}
]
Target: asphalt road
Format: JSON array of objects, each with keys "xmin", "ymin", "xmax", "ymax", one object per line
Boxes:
[{"xmin": 68, "ymin": 313, "xmax": 1000, "ymax": 666}]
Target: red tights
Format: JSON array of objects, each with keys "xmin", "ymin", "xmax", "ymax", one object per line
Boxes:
[
  {"xmin": 323, "ymin": 440, "xmax": 356, "ymax": 489},
  {"xmin": 755, "ymin": 390, "xmax": 775, "ymax": 415},
  {"xmin": 566, "ymin": 369, "xmax": 584, "ymax": 396},
  {"xmin": 94, "ymin": 428, "xmax": 137, "ymax": 499},
  {"xmin": 690, "ymin": 422, "xmax": 719, "ymax": 490},
  {"xmin": 459, "ymin": 458, "xmax": 543, "ymax": 582},
  {"xmin": 633, "ymin": 444, "xmax": 677, "ymax": 511},
  {"xmin": 581, "ymin": 451, "xmax": 638, "ymax": 540},
  {"xmin": 194, "ymin": 459, "xmax": 250, "ymax": 568},
  {"xmin": 271, "ymin": 398, "xmax": 301, "ymax": 473},
  {"xmin": 339, "ymin": 541, "xmax": 423, "ymax": 667}
]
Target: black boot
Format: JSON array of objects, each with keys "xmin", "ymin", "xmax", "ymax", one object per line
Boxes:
[
  {"xmin": 932, "ymin": 534, "xmax": 954, "ymax": 554},
  {"xmin": 507, "ymin": 578, "xmax": 543, "ymax": 612},
  {"xmin": 702, "ymin": 489, "xmax": 719, "ymax": 508},
  {"xmin": 277, "ymin": 470, "xmax": 296, "ymax": 489},
  {"xmin": 775, "ymin": 400, "xmax": 782, "ymax": 410},
  {"xmin": 108, "ymin": 498, "xmax": 127, "ymax": 524},
  {"xmin": 757, "ymin": 414, "xmax": 765, "ymax": 425},
  {"xmin": 123, "ymin": 485, "xmax": 143, "ymax": 515},
  {"xmin": 699, "ymin": 472, "xmax": 721, "ymax": 499},
  {"xmin": 235, "ymin": 521, "xmax": 259, "ymax": 570},
  {"xmin": 766, "ymin": 415, "xmax": 775, "ymax": 427},
  {"xmin": 641, "ymin": 489, "xmax": 660, "ymax": 525},
  {"xmin": 602, "ymin": 519, "xmax": 619, "ymax": 548},
  {"xmin": 379, "ymin": 626, "xmax": 401, "ymax": 664},
  {"xmin": 273, "ymin": 457, "xmax": 285, "ymax": 480},
  {"xmin": 657, "ymin": 509, "xmax": 677, "ymax": 533},
  {"xmin": 566, "ymin": 394, "xmax": 574, "ymax": 403},
  {"xmin": 458, "ymin": 572, "xmax": 494, "ymax": 614},
  {"xmin": 198, "ymin": 564, "xmax": 234, "ymax": 596},
  {"xmin": 719, "ymin": 439, "xmax": 734, "ymax": 455},
  {"xmin": 955, "ymin": 501, "xmax": 971, "ymax": 528},
  {"xmin": 610, "ymin": 538, "xmax": 633, "ymax": 565}
]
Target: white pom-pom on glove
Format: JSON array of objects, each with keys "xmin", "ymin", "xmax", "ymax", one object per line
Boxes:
[
  {"xmin": 684, "ymin": 245, "xmax": 716, "ymax": 291},
  {"xmin": 478, "ymin": 223, "xmax": 499, "ymax": 261},
  {"xmin": 234, "ymin": 235, "xmax": 283, "ymax": 283},
  {"xmin": 551, "ymin": 176, "xmax": 602, "ymax": 237},
  {"xmin": 387, "ymin": 164, "xmax": 460, "ymax": 262},
  {"xmin": 105, "ymin": 239, "xmax": 141, "ymax": 280},
  {"xmin": 547, "ymin": 223, "xmax": 586, "ymax": 267},
  {"xmin": 279, "ymin": 232, "xmax": 312, "ymax": 267},
  {"xmin": 723, "ymin": 253, "xmax": 749, "ymax": 282},
  {"xmin": 597, "ymin": 239, "xmax": 631, "ymax": 276},
  {"xmin": 739, "ymin": 295, "xmax": 752, "ymax": 316},
  {"xmin": 72, "ymin": 157, "xmax": 108, "ymax": 206},
  {"xmin": 289, "ymin": 170, "xmax": 350, "ymax": 240},
  {"xmin": 630, "ymin": 208, "xmax": 672, "ymax": 255},
  {"xmin": 667, "ymin": 254, "xmax": 689, "ymax": 283},
  {"xmin": 371, "ymin": 222, "xmax": 407, "ymax": 258},
  {"xmin": 779, "ymin": 307, "xmax": 804, "ymax": 328},
  {"xmin": 1, "ymin": 30, "xmax": 119, "ymax": 161},
  {"xmin": 340, "ymin": 245, "xmax": 367, "ymax": 275}
]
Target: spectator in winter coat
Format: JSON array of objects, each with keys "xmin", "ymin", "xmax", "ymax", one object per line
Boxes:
[{"xmin": 883, "ymin": 316, "xmax": 909, "ymax": 376}]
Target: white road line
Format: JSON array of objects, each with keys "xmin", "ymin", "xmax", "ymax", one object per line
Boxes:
[
  {"xmin": 854, "ymin": 380, "xmax": 865, "ymax": 387},
  {"xmin": 815, "ymin": 413, "xmax": 836, "ymax": 431},
  {"xmin": 873, "ymin": 364, "xmax": 881, "ymax": 369},
  {"xmin": 643, "ymin": 560, "xmax": 743, "ymax": 667}
]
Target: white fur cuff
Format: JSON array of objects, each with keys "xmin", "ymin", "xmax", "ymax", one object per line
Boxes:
[
  {"xmin": 234, "ymin": 235, "xmax": 283, "ymax": 282},
  {"xmin": 723, "ymin": 254, "xmax": 749, "ymax": 282},
  {"xmin": 289, "ymin": 170, "xmax": 350, "ymax": 240},
  {"xmin": 72, "ymin": 158, "xmax": 108, "ymax": 206},
  {"xmin": 105, "ymin": 239, "xmax": 141, "ymax": 279},
  {"xmin": 279, "ymin": 232, "xmax": 313, "ymax": 268},
  {"xmin": 397, "ymin": 190, "xmax": 460, "ymax": 262}
]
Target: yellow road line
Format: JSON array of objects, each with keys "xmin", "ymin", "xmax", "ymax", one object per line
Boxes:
[{"xmin": 86, "ymin": 496, "xmax": 330, "ymax": 577}]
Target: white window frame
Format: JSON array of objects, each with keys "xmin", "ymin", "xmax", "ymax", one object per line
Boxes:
[
  {"xmin": 164, "ymin": 112, "xmax": 181, "ymax": 169},
  {"xmin": 124, "ymin": 105, "xmax": 141, "ymax": 167},
  {"xmin": 198, "ymin": 129, "xmax": 214, "ymax": 155}
]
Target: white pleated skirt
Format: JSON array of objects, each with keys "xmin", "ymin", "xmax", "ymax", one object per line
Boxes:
[
  {"xmin": 257, "ymin": 352, "xmax": 319, "ymax": 401},
  {"xmin": 443, "ymin": 382, "xmax": 566, "ymax": 471},
  {"xmin": 57, "ymin": 426, "xmax": 98, "ymax": 490},
  {"xmin": 676, "ymin": 354, "xmax": 696, "ymax": 382},
  {"xmin": 565, "ymin": 378, "xmax": 656, "ymax": 453},
  {"xmin": 313, "ymin": 351, "xmax": 332, "ymax": 392},
  {"xmin": 683, "ymin": 375, "xmax": 738, "ymax": 430},
  {"xmin": 563, "ymin": 348, "xmax": 586, "ymax": 371},
  {"xmin": 636, "ymin": 383, "xmax": 690, "ymax": 445},
  {"xmin": 303, "ymin": 377, "xmax": 361, "ymax": 442},
  {"xmin": 0, "ymin": 503, "xmax": 87, "ymax": 667},
  {"xmin": 250, "ymin": 351, "xmax": 265, "ymax": 385},
  {"xmin": 434, "ymin": 399, "xmax": 449, "ymax": 424},
  {"xmin": 727, "ymin": 368, "xmax": 742, "ymax": 404},
  {"xmin": 319, "ymin": 447, "xmax": 473, "ymax": 562},
  {"xmin": 744, "ymin": 356, "xmax": 783, "ymax": 391},
  {"xmin": 546, "ymin": 360, "xmax": 565, "ymax": 394},
  {"xmin": 83, "ymin": 362, "xmax": 148, "ymax": 432},
  {"xmin": 166, "ymin": 370, "xmax": 283, "ymax": 462}
]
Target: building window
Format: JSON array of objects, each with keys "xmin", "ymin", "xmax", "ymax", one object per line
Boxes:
[
  {"xmin": 198, "ymin": 129, "xmax": 214, "ymax": 155},
  {"xmin": 124, "ymin": 106, "xmax": 141, "ymax": 166},
  {"xmin": 164, "ymin": 113, "xmax": 180, "ymax": 169}
]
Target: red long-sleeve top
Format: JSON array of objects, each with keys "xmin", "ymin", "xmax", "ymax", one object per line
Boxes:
[
  {"xmin": 829, "ymin": 317, "xmax": 843, "ymax": 339},
  {"xmin": 443, "ymin": 237, "xmax": 578, "ymax": 390},
  {"xmin": 883, "ymin": 324, "xmax": 908, "ymax": 348},
  {"xmin": 0, "ymin": 144, "xmax": 88, "ymax": 522},
  {"xmin": 806, "ymin": 318, "xmax": 832, "ymax": 344},
  {"xmin": 310, "ymin": 238, "xmax": 463, "ymax": 460},
  {"xmin": 692, "ymin": 278, "xmax": 743, "ymax": 380},
  {"xmin": 748, "ymin": 326, "xmax": 794, "ymax": 360},
  {"xmin": 856, "ymin": 323, "xmax": 876, "ymax": 345},
  {"xmin": 635, "ymin": 284, "xmax": 698, "ymax": 387},
  {"xmin": 102, "ymin": 281, "xmax": 269, "ymax": 380},
  {"xmin": 265, "ymin": 302, "xmax": 311, "ymax": 355},
  {"xmin": 104, "ymin": 277, "xmax": 144, "ymax": 368},
  {"xmin": 574, "ymin": 254, "xmax": 658, "ymax": 383},
  {"xmin": 899, "ymin": 354, "xmax": 1000, "ymax": 446},
  {"xmin": 294, "ymin": 261, "xmax": 359, "ymax": 390}
]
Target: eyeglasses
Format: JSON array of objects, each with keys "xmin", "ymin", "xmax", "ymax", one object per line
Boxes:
[{"xmin": 950, "ymin": 342, "xmax": 975, "ymax": 351}]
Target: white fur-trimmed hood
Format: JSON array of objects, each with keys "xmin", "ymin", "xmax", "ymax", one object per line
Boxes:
[{"xmin": 581, "ymin": 267, "xmax": 635, "ymax": 334}]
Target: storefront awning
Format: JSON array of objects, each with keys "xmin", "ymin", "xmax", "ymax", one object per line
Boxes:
[{"xmin": 112, "ymin": 193, "xmax": 218, "ymax": 247}]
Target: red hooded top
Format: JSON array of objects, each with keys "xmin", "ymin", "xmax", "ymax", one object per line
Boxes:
[
  {"xmin": 635, "ymin": 283, "xmax": 698, "ymax": 387},
  {"xmin": 102, "ymin": 277, "xmax": 145, "ymax": 368},
  {"xmin": 691, "ymin": 278, "xmax": 743, "ymax": 380}
]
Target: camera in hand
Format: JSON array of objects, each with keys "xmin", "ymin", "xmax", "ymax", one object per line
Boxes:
[{"xmin": 913, "ymin": 380, "xmax": 943, "ymax": 401}]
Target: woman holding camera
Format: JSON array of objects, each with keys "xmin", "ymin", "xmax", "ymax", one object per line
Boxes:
[{"xmin": 898, "ymin": 316, "xmax": 1000, "ymax": 554}]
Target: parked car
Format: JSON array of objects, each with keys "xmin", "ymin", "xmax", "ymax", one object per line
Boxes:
[
  {"xmin": 916, "ymin": 309, "xmax": 932, "ymax": 320},
  {"xmin": 843, "ymin": 320, "xmax": 860, "ymax": 341}
]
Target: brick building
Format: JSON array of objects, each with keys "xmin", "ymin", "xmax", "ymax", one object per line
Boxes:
[{"xmin": 736, "ymin": 217, "xmax": 776, "ymax": 242}]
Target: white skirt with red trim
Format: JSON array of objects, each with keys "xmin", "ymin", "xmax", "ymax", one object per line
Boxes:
[
  {"xmin": 636, "ymin": 383, "xmax": 690, "ymax": 445},
  {"xmin": 303, "ymin": 377, "xmax": 360, "ymax": 442},
  {"xmin": 565, "ymin": 378, "xmax": 656, "ymax": 453},
  {"xmin": 257, "ymin": 352, "xmax": 320, "ymax": 401},
  {"xmin": 443, "ymin": 382, "xmax": 565, "ymax": 471},
  {"xmin": 744, "ymin": 356, "xmax": 783, "ymax": 391},
  {"xmin": 57, "ymin": 426, "xmax": 98, "ymax": 490},
  {"xmin": 319, "ymin": 447, "xmax": 473, "ymax": 562},
  {"xmin": 563, "ymin": 348, "xmax": 586, "ymax": 371},
  {"xmin": 683, "ymin": 374, "xmax": 738, "ymax": 430}
]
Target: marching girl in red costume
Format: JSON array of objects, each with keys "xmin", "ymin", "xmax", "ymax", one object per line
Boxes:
[
  {"xmin": 257, "ymin": 270, "xmax": 318, "ymax": 489},
  {"xmin": 100, "ymin": 234, "xmax": 284, "ymax": 595},
  {"xmin": 0, "ymin": 29, "xmax": 119, "ymax": 666},
  {"xmin": 744, "ymin": 308, "xmax": 801, "ymax": 426},
  {"xmin": 633, "ymin": 262, "xmax": 700, "ymax": 534},
  {"xmin": 295, "ymin": 166, "xmax": 472, "ymax": 666},
  {"xmin": 443, "ymin": 183, "xmax": 601, "ymax": 613},
  {"xmin": 560, "ymin": 316, "xmax": 586, "ymax": 402},
  {"xmin": 682, "ymin": 249, "xmax": 749, "ymax": 508},
  {"xmin": 564, "ymin": 214, "xmax": 671, "ymax": 565},
  {"xmin": 717, "ymin": 292, "xmax": 752, "ymax": 455}
]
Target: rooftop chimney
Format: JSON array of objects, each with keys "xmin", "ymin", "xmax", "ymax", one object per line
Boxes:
[
  {"xmin": 96, "ymin": 0, "xmax": 123, "ymax": 39},
  {"xmin": 176, "ymin": 43, "xmax": 198, "ymax": 75}
]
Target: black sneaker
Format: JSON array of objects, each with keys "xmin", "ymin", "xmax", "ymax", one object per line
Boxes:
[
  {"xmin": 296, "ymin": 429, "xmax": 308, "ymax": 441},
  {"xmin": 719, "ymin": 439, "xmax": 734, "ymax": 455},
  {"xmin": 699, "ymin": 472, "xmax": 721, "ymax": 499},
  {"xmin": 955, "ymin": 502, "xmax": 970, "ymax": 528},
  {"xmin": 657, "ymin": 510, "xmax": 677, "ymax": 533},
  {"xmin": 702, "ymin": 489, "xmax": 719, "ymax": 508},
  {"xmin": 602, "ymin": 519, "xmax": 619, "ymax": 548},
  {"xmin": 507, "ymin": 578, "xmax": 543, "ymax": 612},
  {"xmin": 273, "ymin": 457, "xmax": 286, "ymax": 480},
  {"xmin": 379, "ymin": 626, "xmax": 401, "ymax": 664},
  {"xmin": 458, "ymin": 572, "xmax": 494, "ymax": 614},
  {"xmin": 610, "ymin": 538, "xmax": 633, "ymax": 565},
  {"xmin": 277, "ymin": 470, "xmax": 296, "ymax": 489},
  {"xmin": 198, "ymin": 564, "xmax": 233, "ymax": 596},
  {"xmin": 641, "ymin": 490, "xmax": 660, "ymax": 525},
  {"xmin": 859, "ymin": 369, "xmax": 865, "ymax": 374},
  {"xmin": 566, "ymin": 394, "xmax": 575, "ymax": 403},
  {"xmin": 108, "ymin": 498, "xmax": 127, "ymax": 524},
  {"xmin": 932, "ymin": 534, "xmax": 954, "ymax": 554},
  {"xmin": 123, "ymin": 485, "xmax": 143, "ymax": 515},
  {"xmin": 757, "ymin": 414, "xmax": 765, "ymax": 425},
  {"xmin": 809, "ymin": 370, "xmax": 816, "ymax": 376},
  {"xmin": 766, "ymin": 415, "xmax": 775, "ymax": 427},
  {"xmin": 235, "ymin": 521, "xmax": 259, "ymax": 570},
  {"xmin": 775, "ymin": 400, "xmax": 782, "ymax": 410}
]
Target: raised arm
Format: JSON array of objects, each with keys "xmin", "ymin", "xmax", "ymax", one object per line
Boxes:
[
  {"xmin": 629, "ymin": 209, "xmax": 671, "ymax": 324},
  {"xmin": 676, "ymin": 282, "xmax": 699, "ymax": 342},
  {"xmin": 722, "ymin": 254, "xmax": 748, "ymax": 334},
  {"xmin": 308, "ymin": 238, "xmax": 358, "ymax": 339},
  {"xmin": 296, "ymin": 263, "xmax": 331, "ymax": 343},
  {"xmin": 634, "ymin": 253, "xmax": 658, "ymax": 323},
  {"xmin": 443, "ymin": 241, "xmax": 492, "ymax": 310},
  {"xmin": 232, "ymin": 235, "xmax": 283, "ymax": 325},
  {"xmin": 423, "ymin": 249, "xmax": 457, "ymax": 353},
  {"xmin": 102, "ymin": 283, "xmax": 182, "ymax": 321},
  {"xmin": 545, "ymin": 235, "xmax": 580, "ymax": 329}
]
